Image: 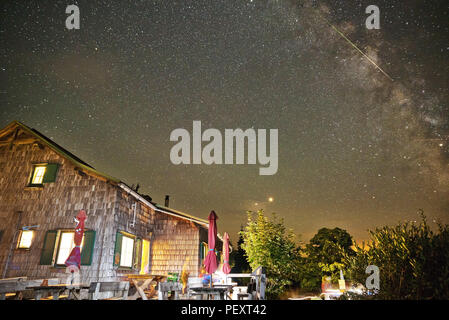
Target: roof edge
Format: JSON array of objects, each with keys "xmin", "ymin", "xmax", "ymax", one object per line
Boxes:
[
  {"xmin": 3, "ymin": 121, "xmax": 121, "ymax": 184},
  {"xmin": 118, "ymin": 183, "xmax": 209, "ymax": 228}
]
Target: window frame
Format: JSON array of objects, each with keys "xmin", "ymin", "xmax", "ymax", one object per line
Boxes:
[
  {"xmin": 28, "ymin": 163, "xmax": 48, "ymax": 187},
  {"xmin": 114, "ymin": 231, "xmax": 143, "ymax": 270},
  {"xmin": 200, "ymin": 241, "xmax": 208, "ymax": 262},
  {"xmin": 17, "ymin": 230, "xmax": 35, "ymax": 249},
  {"xmin": 54, "ymin": 230, "xmax": 85, "ymax": 267},
  {"xmin": 119, "ymin": 234, "xmax": 135, "ymax": 269}
]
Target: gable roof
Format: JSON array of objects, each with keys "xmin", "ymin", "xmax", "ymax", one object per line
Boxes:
[
  {"xmin": 0, "ymin": 121, "xmax": 120, "ymax": 183},
  {"xmin": 0, "ymin": 120, "xmax": 209, "ymax": 227}
]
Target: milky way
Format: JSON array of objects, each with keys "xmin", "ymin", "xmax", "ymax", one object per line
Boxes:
[{"xmin": 1, "ymin": 0, "xmax": 448, "ymax": 242}]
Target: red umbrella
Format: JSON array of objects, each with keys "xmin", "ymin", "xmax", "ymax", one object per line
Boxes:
[
  {"xmin": 65, "ymin": 210, "xmax": 87, "ymax": 272},
  {"xmin": 222, "ymin": 232, "xmax": 231, "ymax": 274},
  {"xmin": 204, "ymin": 211, "xmax": 218, "ymax": 276}
]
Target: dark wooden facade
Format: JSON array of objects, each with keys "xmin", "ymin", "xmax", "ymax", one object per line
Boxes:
[{"xmin": 0, "ymin": 121, "xmax": 219, "ymax": 284}]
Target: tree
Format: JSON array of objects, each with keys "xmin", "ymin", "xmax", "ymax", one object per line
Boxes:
[
  {"xmin": 230, "ymin": 227, "xmax": 251, "ymax": 274},
  {"xmin": 299, "ymin": 227, "xmax": 355, "ymax": 290},
  {"xmin": 342, "ymin": 212, "xmax": 449, "ymax": 299},
  {"xmin": 306, "ymin": 227, "xmax": 354, "ymax": 264},
  {"xmin": 240, "ymin": 210, "xmax": 301, "ymax": 299}
]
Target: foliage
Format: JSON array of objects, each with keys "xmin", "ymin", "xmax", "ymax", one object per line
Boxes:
[
  {"xmin": 342, "ymin": 212, "xmax": 449, "ymax": 299},
  {"xmin": 319, "ymin": 262, "xmax": 345, "ymax": 284},
  {"xmin": 230, "ymin": 227, "xmax": 251, "ymax": 274},
  {"xmin": 299, "ymin": 227, "xmax": 355, "ymax": 290},
  {"xmin": 240, "ymin": 210, "xmax": 301, "ymax": 299}
]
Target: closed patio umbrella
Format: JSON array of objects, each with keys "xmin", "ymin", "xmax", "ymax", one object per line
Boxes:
[
  {"xmin": 222, "ymin": 232, "xmax": 231, "ymax": 274},
  {"xmin": 204, "ymin": 211, "xmax": 218, "ymax": 282},
  {"xmin": 65, "ymin": 210, "xmax": 87, "ymax": 272}
]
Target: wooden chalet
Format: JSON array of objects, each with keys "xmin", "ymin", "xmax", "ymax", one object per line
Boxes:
[{"xmin": 0, "ymin": 121, "xmax": 221, "ymax": 284}]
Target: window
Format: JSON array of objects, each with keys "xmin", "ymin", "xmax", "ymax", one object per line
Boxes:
[
  {"xmin": 55, "ymin": 231, "xmax": 84, "ymax": 265},
  {"xmin": 113, "ymin": 232, "xmax": 141, "ymax": 269},
  {"xmin": 17, "ymin": 230, "xmax": 34, "ymax": 249},
  {"xmin": 31, "ymin": 166, "xmax": 46, "ymax": 185},
  {"xmin": 40, "ymin": 229, "xmax": 96, "ymax": 266},
  {"xmin": 140, "ymin": 239, "xmax": 150, "ymax": 275},
  {"xmin": 120, "ymin": 235, "xmax": 135, "ymax": 267},
  {"xmin": 28, "ymin": 163, "xmax": 60, "ymax": 186}
]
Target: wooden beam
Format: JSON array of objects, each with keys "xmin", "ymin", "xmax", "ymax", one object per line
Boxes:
[
  {"xmin": 0, "ymin": 138, "xmax": 38, "ymax": 147},
  {"xmin": 0, "ymin": 125, "xmax": 17, "ymax": 139},
  {"xmin": 9, "ymin": 129, "xmax": 19, "ymax": 149}
]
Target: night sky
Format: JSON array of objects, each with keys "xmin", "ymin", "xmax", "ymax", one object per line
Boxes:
[{"xmin": 1, "ymin": 0, "xmax": 448, "ymax": 243}]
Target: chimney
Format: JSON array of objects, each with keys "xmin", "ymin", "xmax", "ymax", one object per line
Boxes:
[{"xmin": 165, "ymin": 195, "xmax": 170, "ymax": 207}]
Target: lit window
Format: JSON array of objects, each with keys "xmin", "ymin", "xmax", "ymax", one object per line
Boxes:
[
  {"xmin": 120, "ymin": 236, "xmax": 135, "ymax": 268},
  {"xmin": 56, "ymin": 231, "xmax": 84, "ymax": 265},
  {"xmin": 31, "ymin": 166, "xmax": 46, "ymax": 185},
  {"xmin": 18, "ymin": 230, "xmax": 34, "ymax": 249},
  {"xmin": 28, "ymin": 163, "xmax": 60, "ymax": 187}
]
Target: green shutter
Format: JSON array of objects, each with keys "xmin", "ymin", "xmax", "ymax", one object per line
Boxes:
[
  {"xmin": 113, "ymin": 232, "xmax": 123, "ymax": 266},
  {"xmin": 43, "ymin": 163, "xmax": 59, "ymax": 183},
  {"xmin": 80, "ymin": 230, "xmax": 96, "ymax": 266},
  {"xmin": 133, "ymin": 238, "xmax": 142, "ymax": 270},
  {"xmin": 40, "ymin": 230, "xmax": 57, "ymax": 265},
  {"xmin": 200, "ymin": 242, "xmax": 204, "ymax": 260}
]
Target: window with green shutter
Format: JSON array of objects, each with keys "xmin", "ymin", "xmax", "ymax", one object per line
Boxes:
[
  {"xmin": 80, "ymin": 230, "xmax": 96, "ymax": 266},
  {"xmin": 114, "ymin": 231, "xmax": 138, "ymax": 268},
  {"xmin": 28, "ymin": 163, "xmax": 60, "ymax": 187},
  {"xmin": 113, "ymin": 232, "xmax": 123, "ymax": 267},
  {"xmin": 40, "ymin": 230, "xmax": 58, "ymax": 265}
]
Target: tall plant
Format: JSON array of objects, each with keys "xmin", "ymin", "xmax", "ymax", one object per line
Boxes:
[
  {"xmin": 240, "ymin": 210, "xmax": 301, "ymax": 299},
  {"xmin": 343, "ymin": 212, "xmax": 449, "ymax": 299}
]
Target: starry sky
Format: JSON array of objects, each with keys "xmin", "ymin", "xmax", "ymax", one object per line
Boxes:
[{"xmin": 1, "ymin": 0, "xmax": 448, "ymax": 244}]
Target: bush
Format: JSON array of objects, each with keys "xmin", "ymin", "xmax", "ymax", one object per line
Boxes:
[
  {"xmin": 343, "ymin": 212, "xmax": 449, "ymax": 299},
  {"xmin": 240, "ymin": 210, "xmax": 301, "ymax": 299}
]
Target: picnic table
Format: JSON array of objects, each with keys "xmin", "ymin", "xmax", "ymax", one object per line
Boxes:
[
  {"xmin": 189, "ymin": 285, "xmax": 233, "ymax": 300},
  {"xmin": 124, "ymin": 274, "xmax": 166, "ymax": 300},
  {"xmin": 26, "ymin": 283, "xmax": 90, "ymax": 300}
]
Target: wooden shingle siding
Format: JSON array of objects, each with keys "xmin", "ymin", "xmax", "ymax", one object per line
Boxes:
[
  {"xmin": 150, "ymin": 212, "xmax": 200, "ymax": 276},
  {"xmin": 0, "ymin": 136, "xmax": 117, "ymax": 284},
  {"xmin": 114, "ymin": 191, "xmax": 201, "ymax": 277}
]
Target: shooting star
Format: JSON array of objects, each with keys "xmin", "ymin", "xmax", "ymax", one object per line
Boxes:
[{"xmin": 319, "ymin": 15, "xmax": 394, "ymax": 82}]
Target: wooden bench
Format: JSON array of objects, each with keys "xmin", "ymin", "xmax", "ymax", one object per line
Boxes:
[
  {"xmin": 0, "ymin": 278, "xmax": 58, "ymax": 300},
  {"xmin": 88, "ymin": 281, "xmax": 130, "ymax": 300},
  {"xmin": 157, "ymin": 282, "xmax": 183, "ymax": 300}
]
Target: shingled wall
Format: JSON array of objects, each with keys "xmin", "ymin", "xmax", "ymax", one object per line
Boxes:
[{"xmin": 0, "ymin": 136, "xmax": 117, "ymax": 284}]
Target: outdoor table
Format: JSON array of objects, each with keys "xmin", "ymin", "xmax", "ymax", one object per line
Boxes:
[
  {"xmin": 212, "ymin": 284, "xmax": 235, "ymax": 300},
  {"xmin": 27, "ymin": 283, "xmax": 90, "ymax": 300},
  {"xmin": 189, "ymin": 286, "xmax": 231, "ymax": 300},
  {"xmin": 124, "ymin": 274, "xmax": 166, "ymax": 300}
]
